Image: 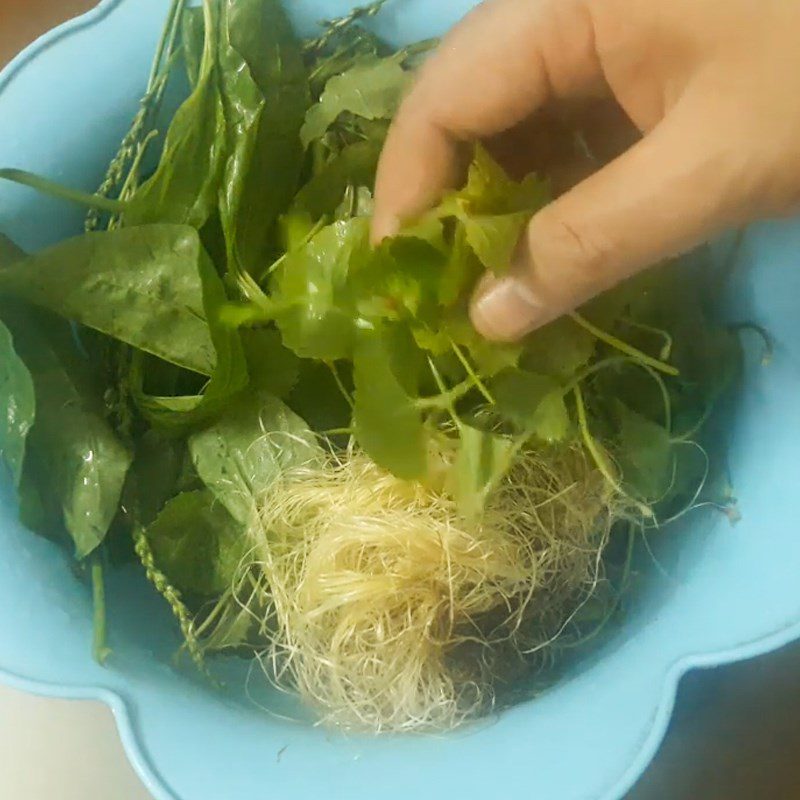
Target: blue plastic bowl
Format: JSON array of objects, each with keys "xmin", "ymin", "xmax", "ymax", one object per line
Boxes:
[{"xmin": 1, "ymin": 2, "xmax": 798, "ymax": 799}]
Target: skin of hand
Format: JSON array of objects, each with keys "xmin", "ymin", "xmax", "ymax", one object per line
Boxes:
[{"xmin": 372, "ymin": 0, "xmax": 800, "ymax": 341}]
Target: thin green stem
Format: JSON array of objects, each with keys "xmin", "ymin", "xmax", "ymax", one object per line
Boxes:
[
  {"xmin": 564, "ymin": 355, "xmax": 673, "ymax": 433},
  {"xmin": 414, "ymin": 378, "xmax": 478, "ymax": 410},
  {"xmin": 321, "ymin": 427, "xmax": 356, "ymax": 437},
  {"xmin": 670, "ymin": 404, "xmax": 712, "ymax": 443},
  {"xmin": 570, "ymin": 312, "xmax": 679, "ymax": 377},
  {"xmin": 86, "ymin": 0, "xmax": 186, "ymax": 231},
  {"xmin": 147, "ymin": 0, "xmax": 186, "ymax": 90},
  {"xmin": 574, "ymin": 384, "xmax": 652, "ymax": 517},
  {"xmin": 730, "ymin": 321, "xmax": 773, "ymax": 366},
  {"xmin": 326, "ymin": 362, "xmax": 354, "ymax": 408},
  {"xmin": 0, "ymin": 169, "xmax": 127, "ymax": 213},
  {"xmin": 449, "ymin": 340, "xmax": 495, "ymax": 404},
  {"xmin": 395, "ymin": 38, "xmax": 439, "ymax": 62},
  {"xmin": 91, "ymin": 554, "xmax": 111, "ymax": 665},
  {"xmin": 427, "ymin": 356, "xmax": 460, "ymax": 428},
  {"xmin": 619, "ymin": 317, "xmax": 673, "ymax": 361},
  {"xmin": 304, "ymin": 0, "xmax": 392, "ymax": 54}
]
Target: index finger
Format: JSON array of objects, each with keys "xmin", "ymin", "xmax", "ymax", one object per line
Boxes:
[{"xmin": 372, "ymin": 0, "xmax": 606, "ymax": 240}]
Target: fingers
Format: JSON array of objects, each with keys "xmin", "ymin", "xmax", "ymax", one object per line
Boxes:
[
  {"xmin": 372, "ymin": 0, "xmax": 605, "ymax": 241},
  {"xmin": 470, "ymin": 96, "xmax": 744, "ymax": 341}
]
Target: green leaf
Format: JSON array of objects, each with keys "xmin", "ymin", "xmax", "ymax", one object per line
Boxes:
[
  {"xmin": 146, "ymin": 490, "xmax": 246, "ymax": 597},
  {"xmin": 520, "ymin": 315, "xmax": 596, "ymax": 379},
  {"xmin": 5, "ymin": 309, "xmax": 131, "ymax": 557},
  {"xmin": 438, "ymin": 146, "xmax": 549, "ymax": 274},
  {"xmin": 124, "ymin": 431, "xmax": 187, "ymax": 526},
  {"xmin": 452, "ymin": 426, "xmax": 516, "ymax": 519},
  {"xmin": 291, "ymin": 140, "xmax": 380, "ymax": 220},
  {"xmin": 461, "ymin": 212, "xmax": 530, "ymax": 274},
  {"xmin": 447, "ymin": 145, "xmax": 550, "ymax": 215},
  {"xmin": 438, "ymin": 225, "xmax": 483, "ymax": 307},
  {"xmin": 218, "ymin": 0, "xmax": 310, "ymax": 279},
  {"xmin": 286, "ymin": 360, "xmax": 353, "ymax": 434},
  {"xmin": 240, "ymin": 327, "xmax": 300, "ymax": 397},
  {"xmin": 300, "ymin": 57, "xmax": 408, "ymax": 148},
  {"xmin": 181, "ymin": 6, "xmax": 206, "ymax": 88},
  {"xmin": 616, "ymin": 402, "xmax": 674, "ymax": 501},
  {"xmin": 492, "ymin": 368, "xmax": 568, "ymax": 442},
  {"xmin": 127, "ymin": 3, "xmax": 225, "ymax": 228},
  {"xmin": 131, "ymin": 242, "xmax": 249, "ymax": 428},
  {"xmin": 0, "ymin": 317, "xmax": 35, "ymax": 486},
  {"xmin": 189, "ymin": 391, "xmax": 320, "ymax": 525},
  {"xmin": 0, "ymin": 225, "xmax": 217, "ymax": 376},
  {"xmin": 531, "ymin": 391, "xmax": 570, "ymax": 443},
  {"xmin": 307, "ymin": 28, "xmax": 382, "ymax": 96},
  {"xmin": 446, "ymin": 314, "xmax": 522, "ymax": 377},
  {"xmin": 272, "ymin": 218, "xmax": 369, "ymax": 360},
  {"xmin": 0, "ymin": 233, "xmax": 25, "ymax": 266},
  {"xmin": 353, "ymin": 326, "xmax": 427, "ymax": 480},
  {"xmin": 354, "ymin": 233, "xmax": 446, "ymax": 325}
]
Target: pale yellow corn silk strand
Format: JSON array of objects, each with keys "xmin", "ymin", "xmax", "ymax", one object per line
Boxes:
[{"xmin": 207, "ymin": 442, "xmax": 623, "ymax": 732}]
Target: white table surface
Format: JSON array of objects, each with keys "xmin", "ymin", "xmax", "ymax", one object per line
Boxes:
[{"xmin": 0, "ymin": 684, "xmax": 151, "ymax": 800}]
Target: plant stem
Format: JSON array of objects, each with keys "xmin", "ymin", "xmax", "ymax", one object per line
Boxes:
[
  {"xmin": 304, "ymin": 0, "xmax": 392, "ymax": 54},
  {"xmin": 449, "ymin": 340, "xmax": 495, "ymax": 404},
  {"xmin": 570, "ymin": 311, "xmax": 679, "ymax": 377},
  {"xmin": 574, "ymin": 384, "xmax": 652, "ymax": 517},
  {"xmin": 327, "ymin": 362, "xmax": 354, "ymax": 408},
  {"xmin": 0, "ymin": 169, "xmax": 127, "ymax": 213},
  {"xmin": 91, "ymin": 554, "xmax": 111, "ymax": 665}
]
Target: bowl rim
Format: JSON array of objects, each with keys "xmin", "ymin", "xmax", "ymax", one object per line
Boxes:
[{"xmin": 3, "ymin": 4, "xmax": 800, "ymax": 800}]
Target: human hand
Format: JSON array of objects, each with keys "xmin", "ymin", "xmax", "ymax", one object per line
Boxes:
[{"xmin": 373, "ymin": 0, "xmax": 800, "ymax": 340}]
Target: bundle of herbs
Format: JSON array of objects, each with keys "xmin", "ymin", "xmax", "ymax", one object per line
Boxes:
[{"xmin": 0, "ymin": 0, "xmax": 742, "ymax": 731}]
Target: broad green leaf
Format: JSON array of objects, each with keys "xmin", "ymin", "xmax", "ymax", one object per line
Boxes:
[
  {"xmin": 445, "ymin": 145, "xmax": 550, "ymax": 215},
  {"xmin": 354, "ymin": 234, "xmax": 446, "ymax": 325},
  {"xmin": 492, "ymin": 368, "xmax": 568, "ymax": 441},
  {"xmin": 438, "ymin": 146, "xmax": 549, "ymax": 274},
  {"xmin": 452, "ymin": 426, "xmax": 516, "ymax": 519},
  {"xmin": 353, "ymin": 326, "xmax": 427, "ymax": 480},
  {"xmin": 616, "ymin": 402, "xmax": 674, "ymax": 501},
  {"xmin": 0, "ymin": 317, "xmax": 35, "ymax": 486},
  {"xmin": 520, "ymin": 315, "xmax": 596, "ymax": 379},
  {"xmin": 462, "ymin": 212, "xmax": 530, "ymax": 274},
  {"xmin": 147, "ymin": 490, "xmax": 246, "ymax": 596},
  {"xmin": 181, "ymin": 6, "xmax": 206, "ymax": 87},
  {"xmin": 531, "ymin": 391, "xmax": 570, "ymax": 443},
  {"xmin": 218, "ymin": 0, "xmax": 309, "ymax": 278},
  {"xmin": 123, "ymin": 431, "xmax": 186, "ymax": 526},
  {"xmin": 5, "ymin": 309, "xmax": 131, "ymax": 557},
  {"xmin": 0, "ymin": 233, "xmax": 25, "ymax": 266},
  {"xmin": 272, "ymin": 218, "xmax": 369, "ymax": 360},
  {"xmin": 189, "ymin": 391, "xmax": 320, "ymax": 524},
  {"xmin": 127, "ymin": 3, "xmax": 225, "ymax": 228},
  {"xmin": 446, "ymin": 314, "xmax": 522, "ymax": 376},
  {"xmin": 292, "ymin": 140, "xmax": 380, "ymax": 220},
  {"xmin": 0, "ymin": 225, "xmax": 217, "ymax": 376},
  {"xmin": 300, "ymin": 58, "xmax": 408, "ymax": 147},
  {"xmin": 307, "ymin": 30, "xmax": 382, "ymax": 96},
  {"xmin": 439, "ymin": 225, "xmax": 483, "ymax": 307},
  {"xmin": 130, "ymin": 244, "xmax": 249, "ymax": 428},
  {"xmin": 240, "ymin": 327, "xmax": 299, "ymax": 397}
]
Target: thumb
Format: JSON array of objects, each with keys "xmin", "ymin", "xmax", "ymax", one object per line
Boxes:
[{"xmin": 470, "ymin": 102, "xmax": 741, "ymax": 341}]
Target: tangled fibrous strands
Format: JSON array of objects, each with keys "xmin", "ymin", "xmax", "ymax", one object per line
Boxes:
[{"xmin": 214, "ymin": 442, "xmax": 624, "ymax": 733}]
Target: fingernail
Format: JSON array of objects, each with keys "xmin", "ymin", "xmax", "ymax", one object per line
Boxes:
[{"xmin": 470, "ymin": 274, "xmax": 545, "ymax": 341}]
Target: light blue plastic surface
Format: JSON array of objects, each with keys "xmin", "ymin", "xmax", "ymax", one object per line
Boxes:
[{"xmin": 0, "ymin": 2, "xmax": 798, "ymax": 799}]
